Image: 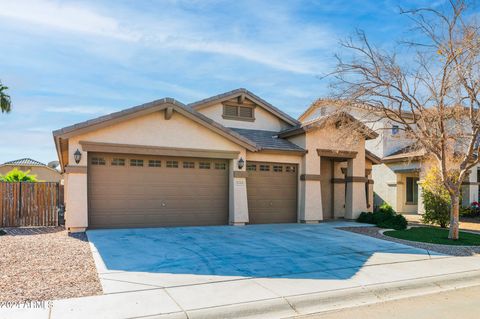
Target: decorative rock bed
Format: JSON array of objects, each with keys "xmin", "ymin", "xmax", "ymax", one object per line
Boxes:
[
  {"xmin": 338, "ymin": 226, "xmax": 480, "ymax": 256},
  {"xmin": 0, "ymin": 227, "xmax": 102, "ymax": 302}
]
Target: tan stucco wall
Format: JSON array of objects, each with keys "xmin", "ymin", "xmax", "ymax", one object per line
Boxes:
[
  {"xmin": 0, "ymin": 165, "xmax": 61, "ymax": 182},
  {"xmin": 64, "ymin": 110, "xmax": 248, "ymax": 230},
  {"xmin": 372, "ymin": 162, "xmax": 421, "ymax": 213},
  {"xmin": 197, "ymin": 102, "xmax": 291, "ymax": 131},
  {"xmin": 62, "ymin": 106, "xmax": 373, "ymax": 230},
  {"xmin": 293, "ymin": 125, "xmax": 368, "ymax": 221}
]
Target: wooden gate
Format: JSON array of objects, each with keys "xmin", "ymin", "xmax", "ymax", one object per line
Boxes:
[{"xmin": 0, "ymin": 182, "xmax": 63, "ymax": 227}]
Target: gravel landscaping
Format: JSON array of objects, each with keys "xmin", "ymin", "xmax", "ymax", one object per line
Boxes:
[
  {"xmin": 0, "ymin": 227, "xmax": 102, "ymax": 302},
  {"xmin": 338, "ymin": 226, "xmax": 480, "ymax": 256}
]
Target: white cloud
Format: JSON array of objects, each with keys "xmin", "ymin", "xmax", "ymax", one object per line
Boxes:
[
  {"xmin": 0, "ymin": 0, "xmax": 139, "ymax": 41},
  {"xmin": 0, "ymin": 0, "xmax": 334, "ymax": 75}
]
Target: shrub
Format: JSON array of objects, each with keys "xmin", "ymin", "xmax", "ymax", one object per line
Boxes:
[
  {"xmin": 420, "ymin": 167, "xmax": 450, "ymax": 228},
  {"xmin": 357, "ymin": 212, "xmax": 375, "ymax": 224},
  {"xmin": 0, "ymin": 168, "xmax": 38, "ymax": 182},
  {"xmin": 460, "ymin": 202, "xmax": 480, "ymax": 218},
  {"xmin": 378, "ymin": 214, "xmax": 408, "ymax": 230},
  {"xmin": 356, "ymin": 203, "xmax": 407, "ymax": 230}
]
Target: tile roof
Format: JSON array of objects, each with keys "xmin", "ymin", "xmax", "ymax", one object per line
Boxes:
[
  {"xmin": 230, "ymin": 128, "xmax": 306, "ymax": 153},
  {"xmin": 3, "ymin": 158, "xmax": 46, "ymax": 166},
  {"xmin": 382, "ymin": 145, "xmax": 426, "ymax": 162},
  {"xmin": 188, "ymin": 88, "xmax": 300, "ymax": 126}
]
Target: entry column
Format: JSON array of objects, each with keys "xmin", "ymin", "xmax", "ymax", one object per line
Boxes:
[
  {"xmin": 229, "ymin": 155, "xmax": 249, "ymax": 225},
  {"xmin": 299, "ymin": 152, "xmax": 323, "ymax": 223},
  {"xmin": 345, "ymin": 155, "xmax": 367, "ymax": 219}
]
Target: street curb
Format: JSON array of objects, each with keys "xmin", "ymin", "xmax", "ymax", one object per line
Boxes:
[{"xmin": 150, "ymin": 269, "xmax": 480, "ymax": 319}]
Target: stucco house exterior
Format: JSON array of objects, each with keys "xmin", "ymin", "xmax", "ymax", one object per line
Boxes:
[
  {"xmin": 300, "ymin": 100, "xmax": 480, "ymax": 215},
  {"xmin": 53, "ymin": 89, "xmax": 379, "ymax": 232},
  {"xmin": 0, "ymin": 158, "xmax": 62, "ymax": 182}
]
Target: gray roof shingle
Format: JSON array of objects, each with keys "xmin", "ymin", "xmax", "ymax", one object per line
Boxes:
[
  {"xmin": 231, "ymin": 128, "xmax": 306, "ymax": 153},
  {"xmin": 3, "ymin": 158, "xmax": 46, "ymax": 166}
]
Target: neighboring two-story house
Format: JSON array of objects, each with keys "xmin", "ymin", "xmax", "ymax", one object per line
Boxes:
[
  {"xmin": 300, "ymin": 100, "xmax": 480, "ymax": 215},
  {"xmin": 54, "ymin": 88, "xmax": 379, "ymax": 232}
]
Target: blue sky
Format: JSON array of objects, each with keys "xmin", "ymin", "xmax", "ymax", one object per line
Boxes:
[{"xmin": 0, "ymin": 0, "xmax": 440, "ymax": 164}]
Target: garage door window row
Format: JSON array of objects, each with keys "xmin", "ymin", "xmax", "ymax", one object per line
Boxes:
[
  {"xmin": 246, "ymin": 163, "xmax": 296, "ymax": 173},
  {"xmin": 90, "ymin": 156, "xmax": 227, "ymax": 170}
]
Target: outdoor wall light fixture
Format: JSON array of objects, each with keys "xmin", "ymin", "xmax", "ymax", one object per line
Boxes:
[
  {"xmin": 238, "ymin": 157, "xmax": 245, "ymax": 169},
  {"xmin": 74, "ymin": 149, "xmax": 82, "ymax": 164}
]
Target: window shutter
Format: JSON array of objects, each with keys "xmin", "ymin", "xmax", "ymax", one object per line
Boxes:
[
  {"xmin": 239, "ymin": 106, "xmax": 253, "ymax": 118},
  {"xmin": 224, "ymin": 105, "xmax": 238, "ymax": 117}
]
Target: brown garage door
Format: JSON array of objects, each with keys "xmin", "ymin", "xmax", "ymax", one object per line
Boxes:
[
  {"xmin": 88, "ymin": 153, "xmax": 229, "ymax": 228},
  {"xmin": 246, "ymin": 161, "xmax": 298, "ymax": 224}
]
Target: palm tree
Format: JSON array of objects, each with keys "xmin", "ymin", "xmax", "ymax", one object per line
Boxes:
[{"xmin": 0, "ymin": 81, "xmax": 11, "ymax": 113}]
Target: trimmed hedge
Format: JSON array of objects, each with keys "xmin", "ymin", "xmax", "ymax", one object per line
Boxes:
[{"xmin": 357, "ymin": 203, "xmax": 407, "ymax": 230}]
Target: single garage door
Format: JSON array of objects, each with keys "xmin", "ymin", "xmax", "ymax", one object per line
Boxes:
[
  {"xmin": 88, "ymin": 153, "xmax": 229, "ymax": 228},
  {"xmin": 246, "ymin": 161, "xmax": 298, "ymax": 224}
]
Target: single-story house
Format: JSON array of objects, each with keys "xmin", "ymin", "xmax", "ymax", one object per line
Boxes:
[
  {"xmin": 53, "ymin": 89, "xmax": 379, "ymax": 232},
  {"xmin": 0, "ymin": 158, "xmax": 62, "ymax": 182}
]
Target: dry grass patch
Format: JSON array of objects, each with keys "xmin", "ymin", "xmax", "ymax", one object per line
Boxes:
[{"xmin": 0, "ymin": 227, "xmax": 102, "ymax": 302}]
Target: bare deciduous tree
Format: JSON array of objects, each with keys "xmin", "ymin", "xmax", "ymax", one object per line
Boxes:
[{"xmin": 331, "ymin": 0, "xmax": 480, "ymax": 239}]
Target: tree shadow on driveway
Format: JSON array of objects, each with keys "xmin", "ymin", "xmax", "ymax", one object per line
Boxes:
[{"xmin": 87, "ymin": 222, "xmax": 439, "ymax": 280}]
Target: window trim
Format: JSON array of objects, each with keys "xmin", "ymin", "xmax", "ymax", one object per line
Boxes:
[
  {"xmin": 130, "ymin": 159, "xmax": 144, "ymax": 167},
  {"xmin": 199, "ymin": 162, "xmax": 211, "ymax": 169},
  {"xmin": 405, "ymin": 176, "xmax": 419, "ymax": 205},
  {"xmin": 91, "ymin": 157, "xmax": 106, "ymax": 165},
  {"xmin": 214, "ymin": 162, "xmax": 226, "ymax": 170},
  {"xmin": 183, "ymin": 161, "xmax": 195, "ymax": 169},
  {"xmin": 111, "ymin": 158, "xmax": 125, "ymax": 166},
  {"xmin": 166, "ymin": 160, "xmax": 179, "ymax": 168},
  {"xmin": 259, "ymin": 164, "xmax": 270, "ymax": 172},
  {"xmin": 148, "ymin": 160, "xmax": 161, "ymax": 168}
]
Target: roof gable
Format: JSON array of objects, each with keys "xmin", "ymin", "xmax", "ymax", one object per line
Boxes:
[
  {"xmin": 53, "ymin": 99, "xmax": 261, "ymax": 168},
  {"xmin": 279, "ymin": 111, "xmax": 378, "ymax": 140},
  {"xmin": 188, "ymin": 88, "xmax": 300, "ymax": 127}
]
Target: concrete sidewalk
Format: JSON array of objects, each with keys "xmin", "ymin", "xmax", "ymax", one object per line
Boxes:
[
  {"xmin": 5, "ymin": 256, "xmax": 480, "ymax": 319},
  {"xmin": 3, "ymin": 223, "xmax": 480, "ymax": 319}
]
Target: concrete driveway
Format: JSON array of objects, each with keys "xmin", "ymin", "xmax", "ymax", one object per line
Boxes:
[{"xmin": 48, "ymin": 222, "xmax": 480, "ymax": 319}]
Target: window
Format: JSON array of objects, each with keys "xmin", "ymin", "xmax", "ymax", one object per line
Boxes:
[
  {"xmin": 259, "ymin": 164, "xmax": 270, "ymax": 171},
  {"xmin": 91, "ymin": 157, "xmax": 106, "ymax": 165},
  {"xmin": 247, "ymin": 164, "xmax": 256, "ymax": 171},
  {"xmin": 392, "ymin": 125, "xmax": 399, "ymax": 135},
  {"xmin": 111, "ymin": 158, "xmax": 125, "ymax": 166},
  {"xmin": 149, "ymin": 160, "xmax": 161, "ymax": 167},
  {"xmin": 199, "ymin": 162, "xmax": 211, "ymax": 169},
  {"xmin": 222, "ymin": 104, "xmax": 254, "ymax": 121},
  {"xmin": 273, "ymin": 165, "xmax": 283, "ymax": 172},
  {"xmin": 285, "ymin": 165, "xmax": 296, "ymax": 173},
  {"xmin": 406, "ymin": 177, "xmax": 419, "ymax": 204},
  {"xmin": 166, "ymin": 160, "xmax": 178, "ymax": 168},
  {"xmin": 183, "ymin": 161, "xmax": 195, "ymax": 169},
  {"xmin": 130, "ymin": 159, "xmax": 143, "ymax": 167},
  {"xmin": 215, "ymin": 163, "xmax": 226, "ymax": 170}
]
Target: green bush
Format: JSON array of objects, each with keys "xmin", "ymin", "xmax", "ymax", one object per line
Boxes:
[
  {"xmin": 0, "ymin": 168, "xmax": 38, "ymax": 182},
  {"xmin": 420, "ymin": 167, "xmax": 450, "ymax": 228},
  {"xmin": 378, "ymin": 214, "xmax": 408, "ymax": 230},
  {"xmin": 357, "ymin": 212, "xmax": 375, "ymax": 224},
  {"xmin": 422, "ymin": 189, "xmax": 450, "ymax": 228},
  {"xmin": 356, "ymin": 203, "xmax": 407, "ymax": 230}
]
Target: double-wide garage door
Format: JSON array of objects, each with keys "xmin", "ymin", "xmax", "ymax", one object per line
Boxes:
[
  {"xmin": 88, "ymin": 153, "xmax": 229, "ymax": 228},
  {"xmin": 246, "ymin": 161, "xmax": 298, "ymax": 224}
]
